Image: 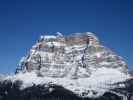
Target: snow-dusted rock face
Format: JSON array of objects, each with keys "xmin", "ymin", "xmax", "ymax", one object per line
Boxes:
[
  {"xmin": 2, "ymin": 32, "xmax": 131, "ymax": 98},
  {"xmin": 16, "ymin": 32, "xmax": 128, "ymax": 77}
]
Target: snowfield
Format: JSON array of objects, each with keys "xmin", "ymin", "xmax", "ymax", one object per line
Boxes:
[{"xmin": 4, "ymin": 67, "xmax": 131, "ymax": 98}]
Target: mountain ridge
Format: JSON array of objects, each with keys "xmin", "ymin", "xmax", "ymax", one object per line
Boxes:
[
  {"xmin": 0, "ymin": 32, "xmax": 133, "ymax": 100},
  {"xmin": 16, "ymin": 32, "xmax": 128, "ymax": 76},
  {"xmin": 7, "ymin": 32, "xmax": 130, "ymax": 98}
]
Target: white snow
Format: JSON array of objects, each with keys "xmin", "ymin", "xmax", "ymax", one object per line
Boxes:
[
  {"xmin": 65, "ymin": 44, "xmax": 86, "ymax": 53},
  {"xmin": 56, "ymin": 32, "xmax": 63, "ymax": 37},
  {"xmin": 46, "ymin": 42, "xmax": 66, "ymax": 47},
  {"xmin": 99, "ymin": 62, "xmax": 110, "ymax": 65},
  {"xmin": 44, "ymin": 35, "xmax": 57, "ymax": 39},
  {"xmin": 5, "ymin": 67, "xmax": 131, "ymax": 98},
  {"xmin": 95, "ymin": 52, "xmax": 102, "ymax": 58},
  {"xmin": 40, "ymin": 35, "xmax": 45, "ymax": 39}
]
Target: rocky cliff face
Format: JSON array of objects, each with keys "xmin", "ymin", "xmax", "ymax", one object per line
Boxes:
[
  {"xmin": 0, "ymin": 32, "xmax": 132, "ymax": 99},
  {"xmin": 16, "ymin": 32, "xmax": 128, "ymax": 78}
]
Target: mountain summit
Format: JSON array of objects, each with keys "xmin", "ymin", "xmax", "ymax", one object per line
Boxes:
[
  {"xmin": 16, "ymin": 32, "xmax": 128, "ymax": 78},
  {"xmin": 0, "ymin": 32, "xmax": 132, "ymax": 99}
]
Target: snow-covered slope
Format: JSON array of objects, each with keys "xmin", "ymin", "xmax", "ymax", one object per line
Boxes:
[
  {"xmin": 4, "ymin": 67, "xmax": 131, "ymax": 98},
  {"xmin": 11, "ymin": 32, "xmax": 131, "ymax": 98}
]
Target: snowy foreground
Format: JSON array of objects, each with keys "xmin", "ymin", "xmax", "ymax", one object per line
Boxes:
[{"xmin": 3, "ymin": 67, "xmax": 131, "ymax": 98}]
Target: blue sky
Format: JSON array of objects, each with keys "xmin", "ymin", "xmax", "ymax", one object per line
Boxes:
[{"xmin": 0, "ymin": 0, "xmax": 133, "ymax": 74}]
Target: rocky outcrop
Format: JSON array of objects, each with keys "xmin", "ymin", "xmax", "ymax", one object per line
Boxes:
[
  {"xmin": 0, "ymin": 32, "xmax": 132, "ymax": 99},
  {"xmin": 16, "ymin": 32, "xmax": 128, "ymax": 77},
  {"xmin": 66, "ymin": 32, "xmax": 99, "ymax": 46}
]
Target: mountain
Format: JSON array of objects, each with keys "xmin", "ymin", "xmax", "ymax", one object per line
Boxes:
[
  {"xmin": 16, "ymin": 32, "xmax": 128, "ymax": 76},
  {"xmin": 0, "ymin": 32, "xmax": 132, "ymax": 100}
]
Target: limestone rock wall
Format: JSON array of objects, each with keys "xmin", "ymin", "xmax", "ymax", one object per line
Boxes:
[{"xmin": 16, "ymin": 32, "xmax": 128, "ymax": 77}]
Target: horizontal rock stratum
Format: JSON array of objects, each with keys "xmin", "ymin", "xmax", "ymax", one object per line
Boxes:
[
  {"xmin": 0, "ymin": 32, "xmax": 132, "ymax": 99},
  {"xmin": 16, "ymin": 32, "xmax": 128, "ymax": 77}
]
